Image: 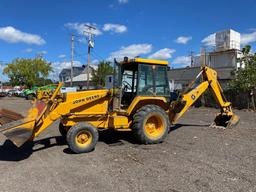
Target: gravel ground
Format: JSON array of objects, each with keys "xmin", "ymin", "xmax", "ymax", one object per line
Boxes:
[{"xmin": 0, "ymin": 97, "xmax": 255, "ymax": 192}]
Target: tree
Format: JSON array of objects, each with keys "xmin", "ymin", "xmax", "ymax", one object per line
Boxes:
[
  {"xmin": 3, "ymin": 58, "xmax": 52, "ymax": 88},
  {"xmin": 228, "ymin": 45, "xmax": 256, "ymax": 109},
  {"xmin": 91, "ymin": 61, "xmax": 113, "ymax": 87}
]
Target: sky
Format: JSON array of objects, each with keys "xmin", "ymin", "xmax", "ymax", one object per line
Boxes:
[{"xmin": 0, "ymin": 0, "xmax": 256, "ymax": 81}]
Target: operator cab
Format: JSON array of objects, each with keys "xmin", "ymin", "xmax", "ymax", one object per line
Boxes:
[{"xmin": 113, "ymin": 57, "xmax": 170, "ymax": 110}]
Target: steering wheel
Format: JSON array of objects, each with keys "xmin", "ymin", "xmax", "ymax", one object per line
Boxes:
[{"xmin": 122, "ymin": 80, "xmax": 132, "ymax": 94}]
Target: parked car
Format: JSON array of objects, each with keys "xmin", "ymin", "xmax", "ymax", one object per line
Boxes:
[{"xmin": 23, "ymin": 87, "xmax": 38, "ymax": 100}]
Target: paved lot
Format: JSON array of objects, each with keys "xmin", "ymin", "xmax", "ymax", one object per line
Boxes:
[{"xmin": 0, "ymin": 97, "xmax": 256, "ymax": 192}]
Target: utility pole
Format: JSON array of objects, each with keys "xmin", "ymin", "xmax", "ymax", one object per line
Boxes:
[
  {"xmin": 71, "ymin": 34, "xmax": 74, "ymax": 86},
  {"xmin": 87, "ymin": 42, "xmax": 91, "ymax": 89},
  {"xmin": 190, "ymin": 51, "xmax": 194, "ymax": 67},
  {"xmin": 0, "ymin": 61, "xmax": 3, "ymax": 92},
  {"xmin": 62, "ymin": 58, "xmax": 67, "ymax": 83},
  {"xmin": 84, "ymin": 24, "xmax": 96, "ymax": 90}
]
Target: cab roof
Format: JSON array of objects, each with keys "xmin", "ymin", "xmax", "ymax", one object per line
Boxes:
[{"xmin": 120, "ymin": 58, "xmax": 169, "ymax": 66}]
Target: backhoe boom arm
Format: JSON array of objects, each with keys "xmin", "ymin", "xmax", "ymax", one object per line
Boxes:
[{"xmin": 169, "ymin": 66, "xmax": 239, "ymax": 128}]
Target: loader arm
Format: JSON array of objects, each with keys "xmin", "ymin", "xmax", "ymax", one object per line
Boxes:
[{"xmin": 169, "ymin": 66, "xmax": 239, "ymax": 128}]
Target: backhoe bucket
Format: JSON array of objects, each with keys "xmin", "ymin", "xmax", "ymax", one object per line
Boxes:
[
  {"xmin": 0, "ymin": 102, "xmax": 44, "ymax": 147},
  {"xmin": 212, "ymin": 113, "xmax": 240, "ymax": 129}
]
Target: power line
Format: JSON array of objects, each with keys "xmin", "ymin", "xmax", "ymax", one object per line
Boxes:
[
  {"xmin": 74, "ymin": 50, "xmax": 86, "ymax": 58},
  {"xmin": 91, "ymin": 49, "xmax": 105, "ymax": 61}
]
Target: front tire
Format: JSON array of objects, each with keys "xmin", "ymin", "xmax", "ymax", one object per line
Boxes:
[
  {"xmin": 67, "ymin": 122, "xmax": 98, "ymax": 154},
  {"xmin": 27, "ymin": 94, "xmax": 35, "ymax": 100},
  {"xmin": 59, "ymin": 122, "xmax": 70, "ymax": 138},
  {"xmin": 132, "ymin": 105, "xmax": 170, "ymax": 144}
]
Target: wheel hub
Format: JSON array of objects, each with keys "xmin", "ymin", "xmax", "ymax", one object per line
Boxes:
[
  {"xmin": 76, "ymin": 131, "xmax": 92, "ymax": 146},
  {"xmin": 144, "ymin": 115, "xmax": 164, "ymax": 138}
]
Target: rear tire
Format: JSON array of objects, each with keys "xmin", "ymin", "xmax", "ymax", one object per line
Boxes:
[
  {"xmin": 132, "ymin": 104, "xmax": 170, "ymax": 144},
  {"xmin": 67, "ymin": 122, "xmax": 98, "ymax": 154}
]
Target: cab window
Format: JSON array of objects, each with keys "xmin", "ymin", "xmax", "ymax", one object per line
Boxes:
[
  {"xmin": 138, "ymin": 64, "xmax": 154, "ymax": 95},
  {"xmin": 155, "ymin": 66, "xmax": 170, "ymax": 96}
]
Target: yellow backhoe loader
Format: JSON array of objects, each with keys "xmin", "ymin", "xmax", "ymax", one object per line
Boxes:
[{"xmin": 0, "ymin": 58, "xmax": 239, "ymax": 153}]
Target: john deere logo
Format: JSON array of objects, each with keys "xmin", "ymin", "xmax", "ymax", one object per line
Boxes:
[{"xmin": 73, "ymin": 95, "xmax": 100, "ymax": 104}]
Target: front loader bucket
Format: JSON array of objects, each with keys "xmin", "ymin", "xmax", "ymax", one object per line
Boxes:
[
  {"xmin": 0, "ymin": 102, "xmax": 43, "ymax": 147},
  {"xmin": 0, "ymin": 83, "xmax": 62, "ymax": 147},
  {"xmin": 211, "ymin": 113, "xmax": 240, "ymax": 129},
  {"xmin": 0, "ymin": 119, "xmax": 35, "ymax": 147}
]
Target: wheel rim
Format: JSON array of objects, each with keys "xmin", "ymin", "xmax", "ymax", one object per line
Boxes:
[
  {"xmin": 75, "ymin": 130, "xmax": 93, "ymax": 148},
  {"xmin": 144, "ymin": 114, "xmax": 165, "ymax": 139}
]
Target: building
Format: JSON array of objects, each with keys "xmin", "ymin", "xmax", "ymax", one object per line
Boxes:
[
  {"xmin": 193, "ymin": 49, "xmax": 243, "ymax": 69},
  {"xmin": 61, "ymin": 65, "xmax": 98, "ymax": 89},
  {"xmin": 169, "ymin": 29, "xmax": 242, "ymax": 91},
  {"xmin": 215, "ymin": 29, "xmax": 240, "ymax": 51},
  {"xmin": 59, "ymin": 66, "xmax": 85, "ymax": 82},
  {"xmin": 208, "ymin": 49, "xmax": 243, "ymax": 68},
  {"xmin": 192, "ymin": 29, "xmax": 242, "ymax": 69}
]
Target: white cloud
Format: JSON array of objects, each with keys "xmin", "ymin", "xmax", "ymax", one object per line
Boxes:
[
  {"xmin": 91, "ymin": 59, "xmax": 99, "ymax": 64},
  {"xmin": 58, "ymin": 54, "xmax": 66, "ymax": 58},
  {"xmin": 118, "ymin": 0, "xmax": 129, "ymax": 4},
  {"xmin": 175, "ymin": 36, "xmax": 192, "ymax": 44},
  {"xmin": 52, "ymin": 60, "xmax": 81, "ymax": 74},
  {"xmin": 0, "ymin": 26, "xmax": 45, "ymax": 45},
  {"xmin": 103, "ymin": 23, "xmax": 127, "ymax": 33},
  {"xmin": 37, "ymin": 50, "xmax": 47, "ymax": 56},
  {"xmin": 201, "ymin": 33, "xmax": 215, "ymax": 47},
  {"xmin": 172, "ymin": 56, "xmax": 191, "ymax": 67},
  {"xmin": 108, "ymin": 43, "xmax": 152, "ymax": 61},
  {"xmin": 241, "ymin": 31, "xmax": 256, "ymax": 45},
  {"xmin": 64, "ymin": 22, "xmax": 102, "ymax": 36},
  {"xmin": 52, "ymin": 60, "xmax": 81, "ymax": 70},
  {"xmin": 65, "ymin": 22, "xmax": 127, "ymax": 36},
  {"xmin": 148, "ymin": 48, "xmax": 175, "ymax": 60},
  {"xmin": 24, "ymin": 48, "xmax": 33, "ymax": 53}
]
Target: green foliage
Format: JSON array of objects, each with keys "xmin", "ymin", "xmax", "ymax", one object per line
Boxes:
[
  {"xmin": 228, "ymin": 45, "xmax": 256, "ymax": 92},
  {"xmin": 3, "ymin": 58, "xmax": 52, "ymax": 88},
  {"xmin": 91, "ymin": 61, "xmax": 113, "ymax": 87}
]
